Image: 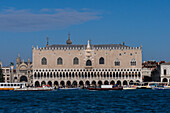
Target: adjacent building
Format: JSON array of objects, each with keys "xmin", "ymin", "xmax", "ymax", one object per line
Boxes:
[
  {"xmin": 32, "ymin": 36, "xmax": 142, "ymax": 87},
  {"xmin": 2, "ymin": 67, "xmax": 11, "ymax": 83},
  {"xmin": 142, "ymin": 60, "xmax": 165, "ymax": 82},
  {"xmin": 12, "ymin": 56, "xmax": 33, "ymax": 86},
  {"xmin": 160, "ymin": 62, "xmax": 170, "ymax": 83}
]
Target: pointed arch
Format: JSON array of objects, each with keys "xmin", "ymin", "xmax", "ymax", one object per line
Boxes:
[
  {"xmin": 41, "ymin": 57, "xmax": 47, "ymax": 65},
  {"xmin": 98, "ymin": 81, "xmax": 102, "ymax": 86},
  {"xmin": 66, "ymin": 81, "xmax": 71, "ymax": 86},
  {"xmin": 104, "ymin": 80, "xmax": 109, "ymax": 85},
  {"xmin": 114, "ymin": 59, "xmax": 120, "ymax": 66},
  {"xmin": 110, "ymin": 80, "xmax": 115, "ymax": 85},
  {"xmin": 72, "ymin": 81, "xmax": 78, "ymax": 87},
  {"xmin": 85, "ymin": 81, "xmax": 90, "ymax": 86},
  {"xmin": 79, "ymin": 81, "xmax": 84, "ymax": 86},
  {"xmin": 86, "ymin": 60, "xmax": 92, "ymax": 66},
  {"xmin": 48, "ymin": 81, "xmax": 52, "ymax": 86},
  {"xmin": 99, "ymin": 57, "xmax": 104, "ymax": 64},
  {"xmin": 92, "ymin": 81, "xmax": 96, "ymax": 86},
  {"xmin": 163, "ymin": 78, "xmax": 168, "ymax": 82},
  {"xmin": 60, "ymin": 81, "xmax": 65, "ymax": 86},
  {"xmin": 35, "ymin": 81, "xmax": 40, "ymax": 87},
  {"xmin": 131, "ymin": 58, "xmax": 136, "ymax": 66},
  {"xmin": 123, "ymin": 80, "xmax": 128, "ymax": 85},
  {"xmin": 41, "ymin": 81, "xmax": 46, "ymax": 86},
  {"xmin": 57, "ymin": 57, "xmax": 63, "ymax": 65},
  {"xmin": 73, "ymin": 57, "xmax": 79, "ymax": 65},
  {"xmin": 54, "ymin": 81, "xmax": 58, "ymax": 86},
  {"xmin": 117, "ymin": 81, "xmax": 121, "ymax": 86}
]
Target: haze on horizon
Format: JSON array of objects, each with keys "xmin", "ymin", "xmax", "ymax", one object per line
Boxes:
[{"xmin": 0, "ymin": 0, "xmax": 170, "ymax": 66}]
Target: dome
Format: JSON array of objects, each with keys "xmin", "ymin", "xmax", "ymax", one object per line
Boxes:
[
  {"xmin": 66, "ymin": 38, "xmax": 72, "ymax": 45},
  {"xmin": 16, "ymin": 56, "xmax": 21, "ymax": 64}
]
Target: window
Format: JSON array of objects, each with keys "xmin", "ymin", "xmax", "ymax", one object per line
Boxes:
[
  {"xmin": 99, "ymin": 57, "xmax": 104, "ymax": 64},
  {"xmin": 164, "ymin": 69, "xmax": 167, "ymax": 75},
  {"xmin": 86, "ymin": 60, "xmax": 92, "ymax": 66},
  {"xmin": 115, "ymin": 59, "xmax": 120, "ymax": 66},
  {"xmin": 57, "ymin": 57, "xmax": 63, "ymax": 65},
  {"xmin": 41, "ymin": 57, "xmax": 47, "ymax": 65},
  {"xmin": 131, "ymin": 59, "xmax": 136, "ymax": 66},
  {"xmin": 73, "ymin": 57, "xmax": 79, "ymax": 65}
]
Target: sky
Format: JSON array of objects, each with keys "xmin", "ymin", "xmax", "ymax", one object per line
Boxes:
[{"xmin": 0, "ymin": 0, "xmax": 170, "ymax": 66}]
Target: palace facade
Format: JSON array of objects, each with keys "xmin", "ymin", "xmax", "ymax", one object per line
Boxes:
[{"xmin": 33, "ymin": 36, "xmax": 142, "ymax": 87}]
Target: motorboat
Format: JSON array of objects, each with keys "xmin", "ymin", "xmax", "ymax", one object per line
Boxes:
[
  {"xmin": 14, "ymin": 85, "xmax": 54, "ymax": 91},
  {"xmin": 136, "ymin": 82, "xmax": 151, "ymax": 89},
  {"xmin": 123, "ymin": 85, "xmax": 137, "ymax": 90},
  {"xmin": 87, "ymin": 85, "xmax": 123, "ymax": 91},
  {"xmin": 58, "ymin": 87, "xmax": 81, "ymax": 90},
  {"xmin": 152, "ymin": 85, "xmax": 170, "ymax": 90}
]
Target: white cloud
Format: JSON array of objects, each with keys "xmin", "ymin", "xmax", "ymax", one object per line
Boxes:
[{"xmin": 0, "ymin": 8, "xmax": 101, "ymax": 32}]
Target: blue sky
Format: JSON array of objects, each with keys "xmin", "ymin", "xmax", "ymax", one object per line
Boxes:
[{"xmin": 0, "ymin": 0, "xmax": 170, "ymax": 66}]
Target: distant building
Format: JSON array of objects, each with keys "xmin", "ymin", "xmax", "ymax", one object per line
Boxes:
[
  {"xmin": 32, "ymin": 35, "xmax": 142, "ymax": 87},
  {"xmin": 160, "ymin": 62, "xmax": 170, "ymax": 83},
  {"xmin": 142, "ymin": 60, "xmax": 165, "ymax": 82},
  {"xmin": 12, "ymin": 56, "xmax": 33, "ymax": 86},
  {"xmin": 142, "ymin": 68, "xmax": 152, "ymax": 81},
  {"xmin": 2, "ymin": 67, "xmax": 11, "ymax": 83}
]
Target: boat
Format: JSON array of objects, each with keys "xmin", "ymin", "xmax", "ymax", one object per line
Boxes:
[
  {"xmin": 0, "ymin": 83, "xmax": 26, "ymax": 90},
  {"xmin": 14, "ymin": 85, "xmax": 54, "ymax": 91},
  {"xmin": 87, "ymin": 85, "xmax": 123, "ymax": 91},
  {"xmin": 153, "ymin": 86, "xmax": 170, "ymax": 90},
  {"xmin": 123, "ymin": 85, "xmax": 137, "ymax": 90},
  {"xmin": 58, "ymin": 87, "xmax": 81, "ymax": 90},
  {"xmin": 136, "ymin": 82, "xmax": 151, "ymax": 89},
  {"xmin": 152, "ymin": 83, "xmax": 170, "ymax": 90}
]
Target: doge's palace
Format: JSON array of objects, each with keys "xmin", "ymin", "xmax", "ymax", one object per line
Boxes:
[{"xmin": 33, "ymin": 35, "xmax": 142, "ymax": 87}]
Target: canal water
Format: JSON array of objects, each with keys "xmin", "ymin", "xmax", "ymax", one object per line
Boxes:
[{"xmin": 0, "ymin": 89, "xmax": 169, "ymax": 113}]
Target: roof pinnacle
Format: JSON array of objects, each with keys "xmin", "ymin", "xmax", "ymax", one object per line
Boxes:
[
  {"xmin": 66, "ymin": 32, "xmax": 72, "ymax": 45},
  {"xmin": 46, "ymin": 35, "xmax": 49, "ymax": 47}
]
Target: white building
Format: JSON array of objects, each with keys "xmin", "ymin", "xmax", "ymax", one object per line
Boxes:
[
  {"xmin": 160, "ymin": 62, "xmax": 170, "ymax": 83},
  {"xmin": 33, "ymin": 37, "xmax": 142, "ymax": 87},
  {"xmin": 2, "ymin": 67, "xmax": 11, "ymax": 83}
]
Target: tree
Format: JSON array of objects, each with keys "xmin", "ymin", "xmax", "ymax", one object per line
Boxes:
[{"xmin": 0, "ymin": 68, "xmax": 4, "ymax": 82}]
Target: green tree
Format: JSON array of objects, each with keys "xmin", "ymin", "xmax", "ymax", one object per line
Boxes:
[{"xmin": 0, "ymin": 68, "xmax": 4, "ymax": 82}]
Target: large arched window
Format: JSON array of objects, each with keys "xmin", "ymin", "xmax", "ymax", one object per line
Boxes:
[
  {"xmin": 41, "ymin": 57, "xmax": 47, "ymax": 65},
  {"xmin": 114, "ymin": 59, "xmax": 120, "ymax": 66},
  {"xmin": 57, "ymin": 57, "xmax": 63, "ymax": 65},
  {"xmin": 86, "ymin": 60, "xmax": 92, "ymax": 66},
  {"xmin": 99, "ymin": 57, "xmax": 104, "ymax": 64},
  {"xmin": 73, "ymin": 57, "xmax": 79, "ymax": 65},
  {"xmin": 131, "ymin": 59, "xmax": 136, "ymax": 66}
]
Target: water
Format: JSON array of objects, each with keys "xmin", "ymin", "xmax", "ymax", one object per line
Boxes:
[{"xmin": 0, "ymin": 89, "xmax": 170, "ymax": 113}]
